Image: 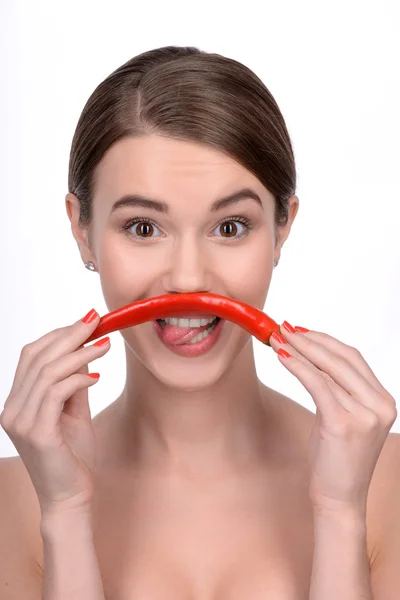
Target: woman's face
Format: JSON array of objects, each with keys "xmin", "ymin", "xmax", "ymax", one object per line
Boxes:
[{"xmin": 69, "ymin": 134, "xmax": 298, "ymax": 390}]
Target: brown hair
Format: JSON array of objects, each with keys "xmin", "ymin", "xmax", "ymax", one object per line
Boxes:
[{"xmin": 68, "ymin": 45, "xmax": 297, "ymax": 248}]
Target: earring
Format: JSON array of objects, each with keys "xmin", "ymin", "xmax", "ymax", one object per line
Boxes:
[
  {"xmin": 273, "ymin": 259, "xmax": 279, "ymax": 268},
  {"xmin": 84, "ymin": 261, "xmax": 96, "ymax": 271}
]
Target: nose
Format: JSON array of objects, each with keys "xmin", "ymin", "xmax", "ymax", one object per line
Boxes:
[{"xmin": 162, "ymin": 237, "xmax": 212, "ymax": 294}]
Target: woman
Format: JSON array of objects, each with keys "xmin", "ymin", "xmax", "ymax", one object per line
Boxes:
[{"xmin": 1, "ymin": 45, "xmax": 399, "ymax": 600}]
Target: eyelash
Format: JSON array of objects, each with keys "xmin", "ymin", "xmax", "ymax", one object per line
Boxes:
[{"xmin": 121, "ymin": 215, "xmax": 255, "ymax": 242}]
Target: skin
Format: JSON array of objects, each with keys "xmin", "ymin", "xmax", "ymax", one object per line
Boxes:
[
  {"xmin": 1, "ymin": 134, "xmax": 397, "ymax": 598},
  {"xmin": 65, "ymin": 134, "xmax": 299, "ymax": 480}
]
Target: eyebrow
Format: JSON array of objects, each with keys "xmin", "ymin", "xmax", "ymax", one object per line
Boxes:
[{"xmin": 110, "ymin": 187, "xmax": 264, "ymax": 215}]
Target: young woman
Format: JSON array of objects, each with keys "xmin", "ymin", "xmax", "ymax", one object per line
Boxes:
[{"xmin": 1, "ymin": 45, "xmax": 399, "ymax": 600}]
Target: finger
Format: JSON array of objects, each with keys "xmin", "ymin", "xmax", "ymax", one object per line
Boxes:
[
  {"xmin": 270, "ymin": 333, "xmax": 360, "ymax": 413},
  {"xmin": 278, "ymin": 326, "xmax": 396, "ymax": 421},
  {"xmin": 276, "ymin": 348, "xmax": 382, "ymax": 426},
  {"xmin": 275, "ymin": 349, "xmax": 347, "ymax": 423},
  {"xmin": 62, "ymin": 360, "xmax": 91, "ymax": 422},
  {"xmin": 7, "ymin": 311, "xmax": 101, "ymax": 407},
  {"xmin": 270, "ymin": 334, "xmax": 355, "ymax": 411},
  {"xmin": 7, "ymin": 337, "xmax": 110, "ymax": 425},
  {"xmin": 9, "ymin": 310, "xmax": 101, "ymax": 398},
  {"xmin": 3, "ymin": 373, "xmax": 100, "ymax": 449},
  {"xmin": 278, "ymin": 325, "xmax": 379, "ymax": 405},
  {"xmin": 7, "ymin": 328, "xmax": 66, "ymax": 398},
  {"xmin": 283, "ymin": 326, "xmax": 390, "ymax": 397},
  {"xmin": 35, "ymin": 372, "xmax": 100, "ymax": 438}
]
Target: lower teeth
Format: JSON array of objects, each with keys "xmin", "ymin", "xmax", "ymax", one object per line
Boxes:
[{"xmin": 186, "ymin": 319, "xmax": 218, "ymax": 344}]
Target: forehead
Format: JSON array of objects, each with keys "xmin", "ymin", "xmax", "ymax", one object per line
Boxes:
[{"xmin": 93, "ymin": 134, "xmax": 273, "ymax": 212}]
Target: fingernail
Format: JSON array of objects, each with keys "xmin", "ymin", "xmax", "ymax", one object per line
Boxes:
[
  {"xmin": 282, "ymin": 321, "xmax": 296, "ymax": 334},
  {"xmin": 87, "ymin": 373, "xmax": 100, "ymax": 379},
  {"xmin": 278, "ymin": 348, "xmax": 292, "ymax": 358},
  {"xmin": 271, "ymin": 331, "xmax": 287, "ymax": 344},
  {"xmin": 82, "ymin": 309, "xmax": 98, "ymax": 324},
  {"xmin": 294, "ymin": 326, "xmax": 309, "ymax": 333},
  {"xmin": 93, "ymin": 337, "xmax": 110, "ymax": 347}
]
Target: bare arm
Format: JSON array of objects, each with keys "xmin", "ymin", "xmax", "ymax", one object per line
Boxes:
[
  {"xmin": 40, "ymin": 507, "xmax": 106, "ymax": 600},
  {"xmin": 309, "ymin": 508, "xmax": 373, "ymax": 600}
]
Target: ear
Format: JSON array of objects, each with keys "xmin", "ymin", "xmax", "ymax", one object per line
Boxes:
[
  {"xmin": 274, "ymin": 195, "xmax": 299, "ymax": 261},
  {"xmin": 65, "ymin": 193, "xmax": 96, "ymax": 265}
]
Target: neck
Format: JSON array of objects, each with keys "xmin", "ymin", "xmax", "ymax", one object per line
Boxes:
[{"xmin": 109, "ymin": 344, "xmax": 278, "ymax": 479}]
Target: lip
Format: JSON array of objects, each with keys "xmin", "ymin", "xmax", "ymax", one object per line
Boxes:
[
  {"xmin": 158, "ymin": 314, "xmax": 218, "ymax": 320},
  {"xmin": 152, "ymin": 318, "xmax": 226, "ymax": 357}
]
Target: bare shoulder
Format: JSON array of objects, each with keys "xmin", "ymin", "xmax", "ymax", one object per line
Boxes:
[
  {"xmin": 0, "ymin": 456, "xmax": 43, "ymax": 575},
  {"xmin": 367, "ymin": 432, "xmax": 400, "ymax": 508},
  {"xmin": 367, "ymin": 432, "xmax": 400, "ymax": 540}
]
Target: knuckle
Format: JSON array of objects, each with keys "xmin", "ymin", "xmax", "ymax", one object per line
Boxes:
[
  {"xmin": 21, "ymin": 342, "xmax": 35, "ymax": 359},
  {"xmin": 381, "ymin": 405, "xmax": 398, "ymax": 425},
  {"xmin": 359, "ymin": 411, "xmax": 380, "ymax": 431},
  {"xmin": 42, "ymin": 385, "xmax": 61, "ymax": 404},
  {"xmin": 62, "ymin": 326, "xmax": 76, "ymax": 343},
  {"xmin": 0, "ymin": 410, "xmax": 14, "ymax": 431},
  {"xmin": 53, "ymin": 326, "xmax": 66, "ymax": 337},
  {"xmin": 320, "ymin": 371, "xmax": 334, "ymax": 385},
  {"xmin": 12, "ymin": 420, "xmax": 33, "ymax": 439},
  {"xmin": 313, "ymin": 376, "xmax": 330, "ymax": 394},
  {"xmin": 349, "ymin": 346, "xmax": 363, "ymax": 360},
  {"xmin": 386, "ymin": 393, "xmax": 397, "ymax": 409},
  {"xmin": 2, "ymin": 393, "xmax": 14, "ymax": 411},
  {"xmin": 334, "ymin": 355, "xmax": 349, "ymax": 371},
  {"xmin": 38, "ymin": 362, "xmax": 58, "ymax": 382}
]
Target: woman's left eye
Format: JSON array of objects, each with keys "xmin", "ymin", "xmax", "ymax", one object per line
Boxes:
[{"xmin": 121, "ymin": 216, "xmax": 255, "ymax": 242}]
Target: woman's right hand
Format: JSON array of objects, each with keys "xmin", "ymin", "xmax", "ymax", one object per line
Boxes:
[{"xmin": 0, "ymin": 309, "xmax": 111, "ymax": 515}]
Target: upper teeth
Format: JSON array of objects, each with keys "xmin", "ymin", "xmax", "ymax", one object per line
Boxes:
[{"xmin": 161, "ymin": 317, "xmax": 217, "ymax": 328}]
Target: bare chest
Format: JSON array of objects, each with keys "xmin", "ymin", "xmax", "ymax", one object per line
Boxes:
[{"xmin": 90, "ymin": 467, "xmax": 315, "ymax": 600}]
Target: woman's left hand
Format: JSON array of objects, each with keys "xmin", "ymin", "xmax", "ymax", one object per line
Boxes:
[{"xmin": 269, "ymin": 322, "xmax": 397, "ymax": 515}]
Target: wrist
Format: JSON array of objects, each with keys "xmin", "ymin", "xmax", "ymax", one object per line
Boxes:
[
  {"xmin": 312, "ymin": 496, "xmax": 367, "ymax": 518},
  {"xmin": 40, "ymin": 504, "xmax": 94, "ymax": 538},
  {"xmin": 313, "ymin": 505, "xmax": 367, "ymax": 531}
]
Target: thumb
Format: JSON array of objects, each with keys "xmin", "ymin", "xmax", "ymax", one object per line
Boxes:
[{"xmin": 62, "ymin": 360, "xmax": 93, "ymax": 422}]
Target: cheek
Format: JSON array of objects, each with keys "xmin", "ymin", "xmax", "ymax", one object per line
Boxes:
[
  {"xmin": 97, "ymin": 239, "xmax": 159, "ymax": 310},
  {"xmin": 223, "ymin": 247, "xmax": 272, "ymax": 288}
]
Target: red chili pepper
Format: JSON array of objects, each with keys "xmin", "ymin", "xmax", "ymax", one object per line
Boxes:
[{"xmin": 85, "ymin": 293, "xmax": 281, "ymax": 347}]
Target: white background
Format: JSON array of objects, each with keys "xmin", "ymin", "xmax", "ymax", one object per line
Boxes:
[{"xmin": 0, "ymin": 0, "xmax": 399, "ymax": 457}]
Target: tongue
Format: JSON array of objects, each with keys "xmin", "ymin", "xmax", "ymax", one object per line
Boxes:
[{"xmin": 160, "ymin": 321, "xmax": 215, "ymax": 345}]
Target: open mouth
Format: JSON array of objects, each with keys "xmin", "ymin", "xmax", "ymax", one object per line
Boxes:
[
  {"xmin": 156, "ymin": 316, "xmax": 221, "ymax": 329},
  {"xmin": 153, "ymin": 315, "xmax": 225, "ymax": 354},
  {"xmin": 155, "ymin": 316, "xmax": 223, "ymax": 346}
]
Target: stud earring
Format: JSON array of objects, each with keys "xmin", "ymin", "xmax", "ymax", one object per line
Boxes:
[{"xmin": 84, "ymin": 261, "xmax": 96, "ymax": 271}]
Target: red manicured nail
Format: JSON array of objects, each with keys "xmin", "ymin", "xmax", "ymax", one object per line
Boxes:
[
  {"xmin": 278, "ymin": 348, "xmax": 292, "ymax": 359},
  {"xmin": 271, "ymin": 331, "xmax": 287, "ymax": 344},
  {"xmin": 93, "ymin": 337, "xmax": 110, "ymax": 347},
  {"xmin": 82, "ymin": 309, "xmax": 98, "ymax": 324},
  {"xmin": 282, "ymin": 321, "xmax": 296, "ymax": 334},
  {"xmin": 294, "ymin": 326, "xmax": 309, "ymax": 333},
  {"xmin": 87, "ymin": 373, "xmax": 100, "ymax": 379}
]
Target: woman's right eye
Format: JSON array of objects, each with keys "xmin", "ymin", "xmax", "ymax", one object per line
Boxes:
[{"xmin": 122, "ymin": 218, "xmax": 162, "ymax": 241}]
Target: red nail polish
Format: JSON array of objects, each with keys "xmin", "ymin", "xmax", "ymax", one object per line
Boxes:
[
  {"xmin": 82, "ymin": 309, "xmax": 98, "ymax": 324},
  {"xmin": 87, "ymin": 373, "xmax": 100, "ymax": 379},
  {"xmin": 278, "ymin": 348, "xmax": 291, "ymax": 359},
  {"xmin": 294, "ymin": 326, "xmax": 309, "ymax": 333},
  {"xmin": 93, "ymin": 337, "xmax": 110, "ymax": 347},
  {"xmin": 271, "ymin": 331, "xmax": 287, "ymax": 344},
  {"xmin": 282, "ymin": 321, "xmax": 296, "ymax": 334}
]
